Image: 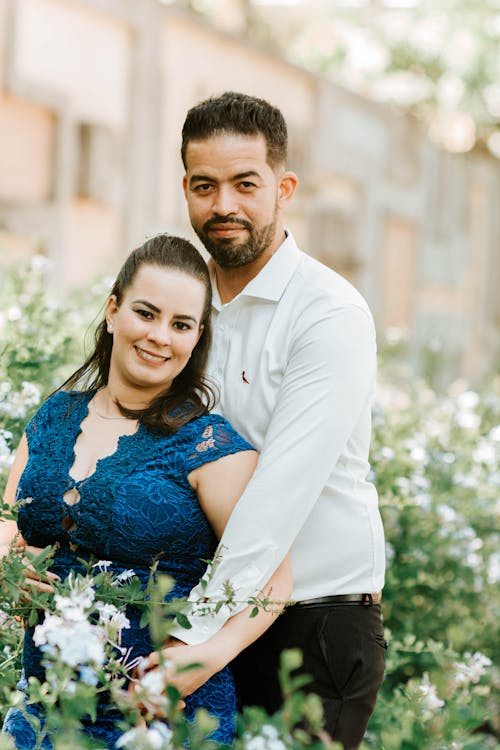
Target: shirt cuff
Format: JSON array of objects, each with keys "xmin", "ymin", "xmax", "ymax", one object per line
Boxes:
[{"xmin": 168, "ymin": 561, "xmax": 266, "ymax": 645}]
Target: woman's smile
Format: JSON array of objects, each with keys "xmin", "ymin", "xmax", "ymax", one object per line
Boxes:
[{"xmin": 134, "ymin": 346, "xmax": 170, "ymax": 364}]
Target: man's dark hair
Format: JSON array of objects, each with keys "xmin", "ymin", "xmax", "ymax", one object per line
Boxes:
[{"xmin": 181, "ymin": 91, "xmax": 288, "ymax": 170}]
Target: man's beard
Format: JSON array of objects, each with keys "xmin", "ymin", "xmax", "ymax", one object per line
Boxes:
[{"xmin": 193, "ymin": 212, "xmax": 278, "ymax": 269}]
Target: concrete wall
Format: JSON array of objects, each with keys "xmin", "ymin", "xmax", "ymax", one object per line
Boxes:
[{"xmin": 0, "ymin": 0, "xmax": 498, "ymax": 382}]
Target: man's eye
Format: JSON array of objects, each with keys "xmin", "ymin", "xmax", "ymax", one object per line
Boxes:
[
  {"xmin": 194, "ymin": 184, "xmax": 213, "ymax": 193},
  {"xmin": 239, "ymin": 181, "xmax": 256, "ymax": 190}
]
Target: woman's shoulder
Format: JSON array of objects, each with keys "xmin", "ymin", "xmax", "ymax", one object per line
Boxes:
[
  {"xmin": 177, "ymin": 412, "xmax": 255, "ymax": 472},
  {"xmin": 25, "ymin": 389, "xmax": 92, "ymax": 439}
]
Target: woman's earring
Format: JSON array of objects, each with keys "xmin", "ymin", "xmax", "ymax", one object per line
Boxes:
[{"xmin": 107, "ymin": 323, "xmax": 113, "ymax": 333}]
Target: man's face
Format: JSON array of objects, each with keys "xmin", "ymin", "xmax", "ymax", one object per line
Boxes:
[{"xmin": 183, "ymin": 133, "xmax": 283, "ymax": 269}]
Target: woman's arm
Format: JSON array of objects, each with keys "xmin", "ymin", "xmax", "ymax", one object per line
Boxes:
[
  {"xmin": 137, "ymin": 450, "xmax": 292, "ymax": 697},
  {"xmin": 1, "ymin": 434, "xmax": 58, "ymax": 593},
  {"xmin": 0, "ymin": 434, "xmax": 29, "ymax": 553}
]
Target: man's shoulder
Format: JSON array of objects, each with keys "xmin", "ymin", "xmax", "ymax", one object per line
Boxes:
[{"xmin": 290, "ymin": 247, "xmax": 372, "ymax": 315}]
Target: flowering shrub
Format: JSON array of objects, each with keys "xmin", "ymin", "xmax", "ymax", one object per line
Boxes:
[{"xmin": 0, "ymin": 261, "xmax": 499, "ymax": 748}]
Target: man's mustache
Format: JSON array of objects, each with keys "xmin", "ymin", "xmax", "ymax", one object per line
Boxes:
[{"xmin": 203, "ymin": 216, "xmax": 253, "ymax": 232}]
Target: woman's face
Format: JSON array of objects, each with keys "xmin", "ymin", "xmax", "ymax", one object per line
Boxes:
[{"xmin": 105, "ymin": 264, "xmax": 206, "ymax": 401}]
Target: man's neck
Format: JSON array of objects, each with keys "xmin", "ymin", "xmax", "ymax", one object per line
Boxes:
[{"xmin": 213, "ymin": 230, "xmax": 287, "ymax": 305}]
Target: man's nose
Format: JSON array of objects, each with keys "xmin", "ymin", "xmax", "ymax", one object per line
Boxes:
[{"xmin": 212, "ymin": 186, "xmax": 238, "ymax": 216}]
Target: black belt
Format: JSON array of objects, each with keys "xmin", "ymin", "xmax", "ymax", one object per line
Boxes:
[{"xmin": 292, "ymin": 592, "xmax": 382, "ymax": 608}]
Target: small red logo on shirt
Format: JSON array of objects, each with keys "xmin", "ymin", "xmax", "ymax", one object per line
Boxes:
[{"xmin": 242, "ymin": 371, "xmax": 250, "ymax": 384}]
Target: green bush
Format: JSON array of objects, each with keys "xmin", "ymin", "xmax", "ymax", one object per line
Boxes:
[{"xmin": 0, "ymin": 260, "xmax": 498, "ymax": 749}]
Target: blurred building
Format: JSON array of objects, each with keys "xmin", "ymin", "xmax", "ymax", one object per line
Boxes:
[{"xmin": 0, "ymin": 0, "xmax": 499, "ymax": 381}]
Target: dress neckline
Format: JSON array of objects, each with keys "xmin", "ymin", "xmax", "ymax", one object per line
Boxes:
[{"xmin": 67, "ymin": 389, "xmax": 140, "ymax": 487}]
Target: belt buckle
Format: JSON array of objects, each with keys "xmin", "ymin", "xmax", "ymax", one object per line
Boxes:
[{"xmin": 361, "ymin": 593, "xmax": 373, "ymax": 606}]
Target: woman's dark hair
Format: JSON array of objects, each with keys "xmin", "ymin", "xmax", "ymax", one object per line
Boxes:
[
  {"xmin": 181, "ymin": 91, "xmax": 288, "ymax": 170},
  {"xmin": 59, "ymin": 234, "xmax": 216, "ymax": 434}
]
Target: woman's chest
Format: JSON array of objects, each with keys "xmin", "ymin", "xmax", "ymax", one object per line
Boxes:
[{"xmin": 16, "ymin": 447, "xmax": 215, "ymax": 563}]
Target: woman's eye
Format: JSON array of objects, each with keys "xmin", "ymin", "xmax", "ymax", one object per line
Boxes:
[
  {"xmin": 174, "ymin": 321, "xmax": 191, "ymax": 331},
  {"xmin": 135, "ymin": 309, "xmax": 153, "ymax": 319}
]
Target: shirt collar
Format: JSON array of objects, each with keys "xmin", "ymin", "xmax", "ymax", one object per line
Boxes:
[{"xmin": 210, "ymin": 231, "xmax": 301, "ymax": 310}]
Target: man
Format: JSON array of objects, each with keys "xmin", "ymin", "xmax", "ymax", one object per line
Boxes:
[{"xmin": 171, "ymin": 91, "xmax": 386, "ymax": 749}]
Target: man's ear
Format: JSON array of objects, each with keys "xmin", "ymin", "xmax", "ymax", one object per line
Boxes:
[
  {"xmin": 182, "ymin": 174, "xmax": 188, "ymax": 198},
  {"xmin": 278, "ymin": 171, "xmax": 298, "ymax": 208}
]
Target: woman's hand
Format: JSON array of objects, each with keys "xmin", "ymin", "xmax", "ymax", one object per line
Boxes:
[
  {"xmin": 11, "ymin": 538, "xmax": 60, "ymax": 594},
  {"xmin": 136, "ymin": 638, "xmax": 224, "ymax": 699}
]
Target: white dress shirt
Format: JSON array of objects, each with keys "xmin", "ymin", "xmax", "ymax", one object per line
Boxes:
[{"xmin": 170, "ymin": 232, "xmax": 385, "ymax": 645}]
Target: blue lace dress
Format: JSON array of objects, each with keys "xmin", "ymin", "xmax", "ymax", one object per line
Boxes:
[{"xmin": 2, "ymin": 390, "xmax": 253, "ymax": 749}]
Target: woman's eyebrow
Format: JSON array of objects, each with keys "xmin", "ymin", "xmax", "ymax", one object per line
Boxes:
[
  {"xmin": 132, "ymin": 299, "xmax": 161, "ymax": 313},
  {"xmin": 133, "ymin": 301, "xmax": 198, "ymax": 324}
]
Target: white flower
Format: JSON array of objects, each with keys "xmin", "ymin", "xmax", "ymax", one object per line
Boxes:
[
  {"xmin": 380, "ymin": 446, "xmax": 394, "ymax": 460},
  {"xmin": 140, "ymin": 669, "xmax": 168, "ymax": 702},
  {"xmin": 418, "ymin": 672, "xmax": 445, "ymax": 715},
  {"xmin": 111, "ymin": 569, "xmax": 135, "ymax": 586},
  {"xmin": 0, "ymin": 381, "xmax": 41, "ymax": 419},
  {"xmin": 96, "ymin": 601, "xmax": 130, "ymax": 632},
  {"xmin": 437, "ymin": 504, "xmax": 458, "ymax": 524},
  {"xmin": 116, "ymin": 722, "xmax": 173, "ymax": 750},
  {"xmin": 489, "ymin": 425, "xmax": 500, "ymax": 442},
  {"xmin": 20, "ymin": 381, "xmax": 41, "ymax": 408},
  {"xmin": 0, "ymin": 430, "xmax": 14, "ymax": 471},
  {"xmin": 53, "ymin": 575, "xmax": 95, "ymax": 617},
  {"xmin": 472, "ymin": 440, "xmax": 497, "ymax": 465},
  {"xmin": 453, "ymin": 652, "xmax": 492, "ymax": 687},
  {"xmin": 487, "ymin": 552, "xmax": 500, "ymax": 584},
  {"xmin": 92, "ymin": 560, "xmax": 113, "ymax": 572},
  {"xmin": 244, "ymin": 725, "xmax": 287, "ymax": 750},
  {"xmin": 34, "ymin": 613, "xmax": 105, "ymax": 667},
  {"xmin": 30, "ymin": 254, "xmax": 52, "ymax": 273},
  {"xmin": 453, "ymin": 472, "xmax": 479, "ymax": 489},
  {"xmin": 79, "ymin": 666, "xmax": 98, "ymax": 686},
  {"xmin": 7, "ymin": 306, "xmax": 22, "ymax": 322},
  {"xmin": 53, "ymin": 596, "xmax": 88, "ymax": 622},
  {"xmin": 455, "ymin": 411, "xmax": 481, "ymax": 430},
  {"xmin": 456, "ymin": 390, "xmax": 480, "ymax": 410}
]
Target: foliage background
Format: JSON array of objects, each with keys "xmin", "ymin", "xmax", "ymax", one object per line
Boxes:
[
  {"xmin": 181, "ymin": 0, "xmax": 500, "ymax": 159},
  {"xmin": 0, "ymin": 258, "xmax": 499, "ymax": 749}
]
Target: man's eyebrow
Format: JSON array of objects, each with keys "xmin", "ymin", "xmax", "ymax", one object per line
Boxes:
[
  {"xmin": 132, "ymin": 299, "xmax": 161, "ymax": 313},
  {"xmin": 189, "ymin": 170, "xmax": 262, "ymax": 184},
  {"xmin": 232, "ymin": 170, "xmax": 261, "ymax": 181}
]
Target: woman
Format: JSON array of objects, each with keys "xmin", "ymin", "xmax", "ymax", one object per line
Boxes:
[{"xmin": 0, "ymin": 234, "xmax": 291, "ymax": 748}]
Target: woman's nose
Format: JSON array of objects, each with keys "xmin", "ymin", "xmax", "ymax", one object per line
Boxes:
[{"xmin": 147, "ymin": 321, "xmax": 171, "ymax": 345}]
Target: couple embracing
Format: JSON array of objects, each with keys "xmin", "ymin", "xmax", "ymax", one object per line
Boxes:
[{"xmin": 1, "ymin": 92, "xmax": 386, "ymax": 750}]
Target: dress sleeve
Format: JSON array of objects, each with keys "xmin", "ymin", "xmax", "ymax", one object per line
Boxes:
[
  {"xmin": 24, "ymin": 391, "xmax": 67, "ymax": 452},
  {"xmin": 183, "ymin": 414, "xmax": 255, "ymax": 475}
]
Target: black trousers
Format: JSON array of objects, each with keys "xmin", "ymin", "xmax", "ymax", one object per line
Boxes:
[{"xmin": 232, "ymin": 603, "xmax": 387, "ymax": 750}]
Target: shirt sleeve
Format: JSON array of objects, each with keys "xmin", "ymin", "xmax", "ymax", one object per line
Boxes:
[{"xmin": 169, "ymin": 303, "xmax": 377, "ymax": 644}]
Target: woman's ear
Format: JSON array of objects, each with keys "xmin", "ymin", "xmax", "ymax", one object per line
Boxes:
[
  {"xmin": 278, "ymin": 171, "xmax": 298, "ymax": 208},
  {"xmin": 105, "ymin": 295, "xmax": 118, "ymax": 333}
]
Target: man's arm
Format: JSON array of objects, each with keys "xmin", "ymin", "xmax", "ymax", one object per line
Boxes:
[{"xmin": 170, "ymin": 303, "xmax": 377, "ymax": 644}]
